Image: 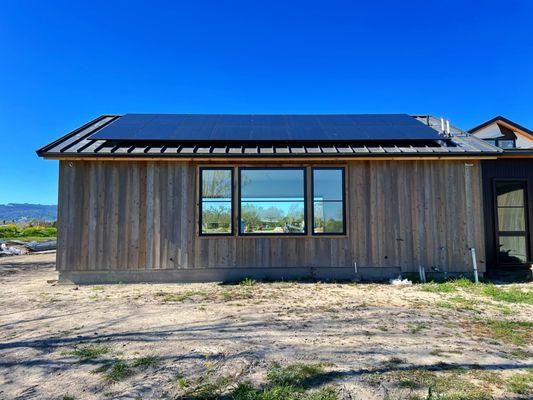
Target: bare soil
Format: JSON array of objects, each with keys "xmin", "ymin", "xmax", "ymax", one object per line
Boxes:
[{"xmin": 0, "ymin": 253, "xmax": 531, "ymax": 400}]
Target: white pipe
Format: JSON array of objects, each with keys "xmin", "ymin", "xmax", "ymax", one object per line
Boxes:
[
  {"xmin": 440, "ymin": 118, "xmax": 445, "ymax": 132},
  {"xmin": 446, "ymin": 120, "xmax": 450, "ymax": 135},
  {"xmin": 418, "ymin": 265, "xmax": 426, "ymax": 283},
  {"xmin": 471, "ymin": 248, "xmax": 479, "ymax": 284},
  {"xmin": 354, "ymin": 261, "xmax": 357, "ymax": 275}
]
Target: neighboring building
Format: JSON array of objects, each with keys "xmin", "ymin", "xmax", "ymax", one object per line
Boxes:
[
  {"xmin": 37, "ymin": 114, "xmax": 531, "ymax": 284},
  {"xmin": 469, "ymin": 115, "xmax": 533, "ymax": 150},
  {"xmin": 469, "ymin": 116, "xmax": 533, "ymax": 275}
]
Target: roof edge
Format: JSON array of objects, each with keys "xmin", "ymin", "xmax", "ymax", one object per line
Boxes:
[
  {"xmin": 36, "ymin": 115, "xmax": 121, "ymax": 156},
  {"xmin": 469, "ymin": 115, "xmax": 533, "ymax": 136}
]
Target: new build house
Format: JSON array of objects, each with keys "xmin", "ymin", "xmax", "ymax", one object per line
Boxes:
[{"xmin": 37, "ymin": 114, "xmax": 533, "ymax": 283}]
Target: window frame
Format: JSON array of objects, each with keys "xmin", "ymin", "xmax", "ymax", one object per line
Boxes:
[
  {"xmin": 492, "ymin": 178, "xmax": 530, "ymax": 265},
  {"xmin": 198, "ymin": 167, "xmax": 235, "ymax": 237},
  {"xmin": 238, "ymin": 166, "xmax": 308, "ymax": 236},
  {"xmin": 311, "ymin": 167, "xmax": 347, "ymax": 236}
]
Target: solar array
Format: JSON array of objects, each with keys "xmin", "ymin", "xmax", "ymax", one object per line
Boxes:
[{"xmin": 89, "ymin": 113, "xmax": 445, "ymax": 142}]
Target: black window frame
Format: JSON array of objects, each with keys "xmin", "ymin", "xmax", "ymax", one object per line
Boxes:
[
  {"xmin": 311, "ymin": 167, "xmax": 347, "ymax": 236},
  {"xmin": 199, "ymin": 167, "xmax": 234, "ymax": 236},
  {"xmin": 238, "ymin": 167, "xmax": 308, "ymax": 236},
  {"xmin": 493, "ymin": 178, "xmax": 530, "ymax": 265}
]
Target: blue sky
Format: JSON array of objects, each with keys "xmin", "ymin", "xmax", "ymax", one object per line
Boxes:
[{"xmin": 1, "ymin": 0, "xmax": 532, "ymax": 204}]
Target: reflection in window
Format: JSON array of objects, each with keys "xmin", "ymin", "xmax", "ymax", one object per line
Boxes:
[
  {"xmin": 240, "ymin": 168, "xmax": 305, "ymax": 234},
  {"xmin": 483, "ymin": 138, "xmax": 516, "ymax": 149},
  {"xmin": 495, "ymin": 181, "xmax": 529, "ymax": 264},
  {"xmin": 200, "ymin": 168, "xmax": 233, "ymax": 235},
  {"xmin": 313, "ymin": 168, "xmax": 345, "ymax": 234}
]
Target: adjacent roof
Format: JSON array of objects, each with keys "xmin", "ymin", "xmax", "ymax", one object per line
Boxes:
[
  {"xmin": 37, "ymin": 114, "xmax": 502, "ymax": 159},
  {"xmin": 89, "ymin": 113, "xmax": 443, "ymax": 142},
  {"xmin": 469, "ymin": 115, "xmax": 533, "ymax": 136}
]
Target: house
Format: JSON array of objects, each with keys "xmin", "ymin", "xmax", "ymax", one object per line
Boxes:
[
  {"xmin": 37, "ymin": 114, "xmax": 531, "ymax": 284},
  {"xmin": 469, "ymin": 115, "xmax": 533, "ymax": 150},
  {"xmin": 469, "ymin": 116, "xmax": 533, "ymax": 275}
]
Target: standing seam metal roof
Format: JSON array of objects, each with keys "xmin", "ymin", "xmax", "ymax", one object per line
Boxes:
[{"xmin": 37, "ymin": 114, "xmax": 502, "ymax": 158}]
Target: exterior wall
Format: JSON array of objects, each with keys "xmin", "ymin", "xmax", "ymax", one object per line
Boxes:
[
  {"xmin": 481, "ymin": 158, "xmax": 533, "ymax": 272},
  {"xmin": 57, "ymin": 159, "xmax": 486, "ymax": 283}
]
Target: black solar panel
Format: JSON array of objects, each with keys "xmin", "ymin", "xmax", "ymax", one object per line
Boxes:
[{"xmin": 89, "ymin": 114, "xmax": 443, "ymax": 142}]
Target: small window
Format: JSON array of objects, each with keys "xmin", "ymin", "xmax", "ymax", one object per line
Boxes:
[
  {"xmin": 312, "ymin": 168, "xmax": 345, "ymax": 234},
  {"xmin": 239, "ymin": 168, "xmax": 306, "ymax": 235},
  {"xmin": 199, "ymin": 168, "xmax": 233, "ymax": 235},
  {"xmin": 484, "ymin": 139, "xmax": 497, "ymax": 146},
  {"xmin": 497, "ymin": 139, "xmax": 516, "ymax": 149}
]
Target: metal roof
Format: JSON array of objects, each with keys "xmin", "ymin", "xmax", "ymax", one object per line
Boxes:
[
  {"xmin": 89, "ymin": 113, "xmax": 444, "ymax": 142},
  {"xmin": 37, "ymin": 114, "xmax": 502, "ymax": 159}
]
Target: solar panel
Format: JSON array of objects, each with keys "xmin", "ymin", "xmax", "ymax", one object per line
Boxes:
[{"xmin": 89, "ymin": 113, "xmax": 444, "ymax": 142}]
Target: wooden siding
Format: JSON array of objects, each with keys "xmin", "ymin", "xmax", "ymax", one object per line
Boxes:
[{"xmin": 57, "ymin": 160, "xmax": 485, "ymax": 274}]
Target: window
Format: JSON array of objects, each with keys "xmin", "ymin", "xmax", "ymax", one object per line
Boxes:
[
  {"xmin": 239, "ymin": 168, "xmax": 306, "ymax": 235},
  {"xmin": 495, "ymin": 180, "xmax": 529, "ymax": 264},
  {"xmin": 498, "ymin": 140, "xmax": 516, "ymax": 149},
  {"xmin": 312, "ymin": 168, "xmax": 346, "ymax": 234},
  {"xmin": 483, "ymin": 138, "xmax": 516, "ymax": 149},
  {"xmin": 199, "ymin": 168, "xmax": 233, "ymax": 235}
]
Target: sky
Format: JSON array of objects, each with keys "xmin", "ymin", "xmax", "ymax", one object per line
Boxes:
[{"xmin": 1, "ymin": 0, "xmax": 532, "ymax": 205}]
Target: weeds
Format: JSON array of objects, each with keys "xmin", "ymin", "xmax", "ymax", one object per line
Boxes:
[
  {"xmin": 239, "ymin": 278, "xmax": 257, "ymax": 287},
  {"xmin": 505, "ymin": 370, "xmax": 533, "ymax": 395},
  {"xmin": 72, "ymin": 344, "xmax": 109, "ymax": 360},
  {"xmin": 473, "ymin": 319, "xmax": 533, "ymax": 346},
  {"xmin": 133, "ymin": 356, "xmax": 159, "ymax": 368}
]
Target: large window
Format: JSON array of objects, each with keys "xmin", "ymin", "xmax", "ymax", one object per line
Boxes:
[
  {"xmin": 312, "ymin": 168, "xmax": 346, "ymax": 234},
  {"xmin": 495, "ymin": 180, "xmax": 529, "ymax": 264},
  {"xmin": 200, "ymin": 168, "xmax": 233, "ymax": 235},
  {"xmin": 239, "ymin": 168, "xmax": 306, "ymax": 235}
]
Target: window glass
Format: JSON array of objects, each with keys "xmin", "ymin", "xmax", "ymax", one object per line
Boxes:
[
  {"xmin": 498, "ymin": 208, "xmax": 525, "ymax": 231},
  {"xmin": 485, "ymin": 139, "xmax": 497, "ymax": 146},
  {"xmin": 496, "ymin": 182, "xmax": 525, "ymax": 207},
  {"xmin": 240, "ymin": 169, "xmax": 305, "ymax": 234},
  {"xmin": 498, "ymin": 236, "xmax": 527, "ymax": 263},
  {"xmin": 498, "ymin": 140, "xmax": 516, "ymax": 149},
  {"xmin": 313, "ymin": 168, "xmax": 345, "ymax": 234},
  {"xmin": 200, "ymin": 169, "xmax": 232, "ymax": 234}
]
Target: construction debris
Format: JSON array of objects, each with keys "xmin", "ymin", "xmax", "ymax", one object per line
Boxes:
[
  {"xmin": 0, "ymin": 243, "xmax": 23, "ymax": 256},
  {"xmin": 24, "ymin": 240, "xmax": 57, "ymax": 252},
  {"xmin": 389, "ymin": 276, "xmax": 413, "ymax": 285}
]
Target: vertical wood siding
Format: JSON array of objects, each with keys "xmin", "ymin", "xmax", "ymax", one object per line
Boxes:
[{"xmin": 57, "ymin": 159, "xmax": 485, "ymax": 274}]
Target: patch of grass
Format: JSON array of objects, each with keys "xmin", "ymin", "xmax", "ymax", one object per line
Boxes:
[
  {"xmin": 156, "ymin": 290, "xmax": 208, "ymax": 302},
  {"xmin": 506, "ymin": 370, "xmax": 533, "ymax": 395},
  {"xmin": 231, "ymin": 382, "xmax": 338, "ymax": 400},
  {"xmin": 239, "ymin": 278, "xmax": 257, "ymax": 286},
  {"xmin": 92, "ymin": 285, "xmax": 105, "ymax": 291},
  {"xmin": 481, "ymin": 284, "xmax": 533, "ymax": 305},
  {"xmin": 266, "ymin": 363, "xmax": 333, "ymax": 388},
  {"xmin": 475, "ymin": 319, "xmax": 533, "ymax": 346},
  {"xmin": 133, "ymin": 356, "xmax": 159, "ymax": 368},
  {"xmin": 409, "ymin": 322, "xmax": 428, "ymax": 334},
  {"xmin": 221, "ymin": 288, "xmax": 253, "ymax": 302},
  {"xmin": 372, "ymin": 368, "xmax": 493, "ymax": 400},
  {"xmin": 72, "ymin": 344, "xmax": 109, "ymax": 360},
  {"xmin": 506, "ymin": 349, "xmax": 533, "ymax": 360},
  {"xmin": 179, "ymin": 376, "xmax": 232, "ymax": 399},
  {"xmin": 421, "ymin": 278, "xmax": 474, "ymax": 293},
  {"xmin": 104, "ymin": 359, "xmax": 132, "ymax": 382}
]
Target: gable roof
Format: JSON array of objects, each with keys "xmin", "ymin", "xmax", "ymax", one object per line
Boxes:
[
  {"xmin": 469, "ymin": 115, "xmax": 533, "ymax": 137},
  {"xmin": 37, "ymin": 114, "xmax": 501, "ymax": 159}
]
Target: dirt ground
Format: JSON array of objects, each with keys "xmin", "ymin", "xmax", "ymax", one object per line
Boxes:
[{"xmin": 0, "ymin": 253, "xmax": 531, "ymax": 400}]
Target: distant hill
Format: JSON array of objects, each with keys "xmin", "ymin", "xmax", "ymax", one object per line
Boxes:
[{"xmin": 0, "ymin": 203, "xmax": 57, "ymax": 223}]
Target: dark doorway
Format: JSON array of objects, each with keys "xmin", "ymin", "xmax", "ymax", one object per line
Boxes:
[{"xmin": 494, "ymin": 180, "xmax": 530, "ymax": 266}]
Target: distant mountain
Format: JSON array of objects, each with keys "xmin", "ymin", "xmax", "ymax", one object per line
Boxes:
[{"xmin": 0, "ymin": 203, "xmax": 57, "ymax": 223}]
